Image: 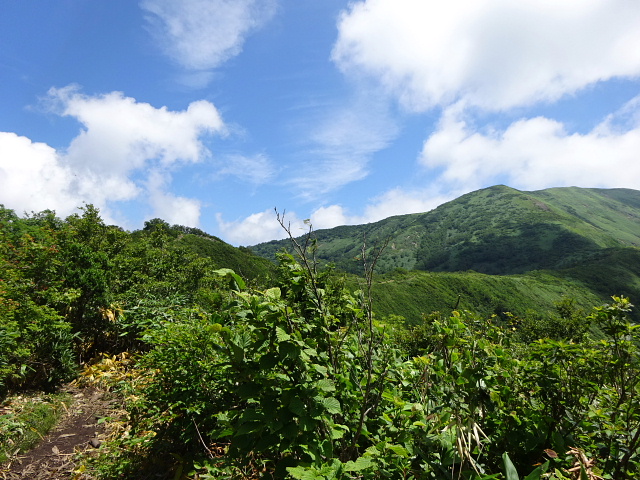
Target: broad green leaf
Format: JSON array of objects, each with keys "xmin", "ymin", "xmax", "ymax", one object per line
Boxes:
[
  {"xmin": 344, "ymin": 456, "xmax": 373, "ymax": 472},
  {"xmin": 213, "ymin": 268, "xmax": 246, "ymax": 290},
  {"xmin": 321, "ymin": 397, "xmax": 341, "ymax": 414},
  {"xmin": 289, "ymin": 396, "xmax": 306, "ymax": 417},
  {"xmin": 275, "ymin": 326, "xmax": 291, "ymax": 342},
  {"xmin": 263, "ymin": 287, "xmax": 281, "ymax": 300},
  {"xmin": 502, "ymin": 452, "xmax": 520, "ymax": 480},
  {"xmin": 365, "ymin": 446, "xmax": 380, "ymax": 456},
  {"xmin": 388, "ymin": 444, "xmax": 409, "ymax": 457},
  {"xmin": 286, "ymin": 466, "xmax": 323, "ymax": 480},
  {"xmin": 316, "ymin": 379, "xmax": 335, "ymax": 392},
  {"xmin": 330, "ymin": 423, "xmax": 349, "ymax": 439},
  {"xmin": 312, "ymin": 364, "xmax": 328, "ymax": 375}
]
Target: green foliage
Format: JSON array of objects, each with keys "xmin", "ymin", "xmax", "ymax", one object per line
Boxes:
[
  {"xmin": 91, "ymin": 213, "xmax": 640, "ymax": 479},
  {"xmin": 251, "ymin": 186, "xmax": 640, "ymax": 275},
  {"xmin": 4, "ymin": 197, "xmax": 640, "ymax": 480},
  {"xmin": 0, "ymin": 204, "xmax": 273, "ymax": 395},
  {"xmin": 250, "ymin": 186, "xmax": 640, "ymax": 321},
  {"xmin": 363, "ymin": 268, "xmax": 602, "ymax": 326},
  {"xmin": 0, "ymin": 206, "xmax": 77, "ymax": 392},
  {"xmin": 101, "ymin": 286, "xmax": 640, "ymax": 479}
]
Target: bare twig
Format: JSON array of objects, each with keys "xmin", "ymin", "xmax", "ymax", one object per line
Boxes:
[{"xmin": 192, "ymin": 418, "xmax": 214, "ymax": 459}]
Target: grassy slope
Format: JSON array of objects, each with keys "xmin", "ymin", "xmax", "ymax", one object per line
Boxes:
[
  {"xmin": 251, "ymin": 186, "xmax": 640, "ymax": 320},
  {"xmin": 364, "ymin": 248, "xmax": 640, "ymax": 324},
  {"xmin": 251, "ymin": 186, "xmax": 640, "ymax": 275},
  {"xmin": 353, "ymin": 268, "xmax": 603, "ymax": 324}
]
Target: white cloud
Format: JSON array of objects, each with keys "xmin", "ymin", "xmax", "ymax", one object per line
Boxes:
[
  {"xmin": 50, "ymin": 86, "xmax": 224, "ymax": 172},
  {"xmin": 217, "ymin": 153, "xmax": 275, "ymax": 185},
  {"xmin": 333, "ymin": 0, "xmax": 640, "ymax": 111},
  {"xmin": 421, "ymin": 98, "xmax": 640, "ymax": 191},
  {"xmin": 141, "ymin": 0, "xmax": 277, "ymax": 71},
  {"xmin": 50, "ymin": 86, "xmax": 224, "ymax": 214},
  {"xmin": 216, "ymin": 208, "xmax": 304, "ymax": 245},
  {"xmin": 291, "ymin": 94, "xmax": 399, "ymax": 197},
  {"xmin": 0, "ymin": 86, "xmax": 225, "ymax": 225},
  {"xmin": 146, "ymin": 169, "xmax": 202, "ymax": 226},
  {"xmin": 309, "ymin": 188, "xmax": 452, "ymax": 231},
  {"xmin": 359, "ymin": 188, "xmax": 452, "ymax": 223},
  {"xmin": 0, "ymin": 132, "xmax": 80, "ymax": 217},
  {"xmin": 309, "ymin": 205, "xmax": 349, "ymax": 230},
  {"xmin": 220, "ymin": 187, "xmax": 452, "ymax": 245}
]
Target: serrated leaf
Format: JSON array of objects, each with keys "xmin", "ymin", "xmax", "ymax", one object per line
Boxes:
[
  {"xmin": 321, "ymin": 397, "xmax": 341, "ymax": 414},
  {"xmin": 365, "ymin": 445, "xmax": 380, "ymax": 456},
  {"xmin": 312, "ymin": 364, "xmax": 328, "ymax": 375},
  {"xmin": 330, "ymin": 423, "xmax": 348, "ymax": 439},
  {"xmin": 275, "ymin": 326, "xmax": 291, "ymax": 342},
  {"xmin": 286, "ymin": 466, "xmax": 322, "ymax": 480},
  {"xmin": 264, "ymin": 287, "xmax": 281, "ymax": 301},
  {"xmin": 344, "ymin": 456, "xmax": 373, "ymax": 472},
  {"xmin": 316, "ymin": 379, "xmax": 335, "ymax": 392},
  {"xmin": 388, "ymin": 444, "xmax": 409, "ymax": 457}
]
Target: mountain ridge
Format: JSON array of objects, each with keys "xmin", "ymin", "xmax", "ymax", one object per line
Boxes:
[
  {"xmin": 249, "ymin": 185, "xmax": 640, "ymax": 322},
  {"xmin": 250, "ymin": 185, "xmax": 640, "ymax": 276}
]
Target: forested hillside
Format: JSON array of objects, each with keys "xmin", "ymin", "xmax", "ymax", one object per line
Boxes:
[
  {"xmin": 251, "ymin": 186, "xmax": 640, "ymax": 275},
  {"xmin": 252, "ymin": 185, "xmax": 640, "ymax": 321},
  {"xmin": 2, "ymin": 198, "xmax": 640, "ymax": 479}
]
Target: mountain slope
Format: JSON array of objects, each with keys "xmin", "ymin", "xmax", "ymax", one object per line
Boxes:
[
  {"xmin": 251, "ymin": 185, "xmax": 640, "ymax": 276},
  {"xmin": 251, "ymin": 186, "xmax": 640, "ymax": 321},
  {"xmin": 136, "ymin": 219, "xmax": 277, "ymax": 284}
]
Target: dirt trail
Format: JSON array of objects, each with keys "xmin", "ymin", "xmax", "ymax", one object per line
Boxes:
[{"xmin": 1, "ymin": 385, "xmax": 118, "ymax": 480}]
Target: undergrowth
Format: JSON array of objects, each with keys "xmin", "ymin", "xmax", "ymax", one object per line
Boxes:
[{"xmin": 0, "ymin": 392, "xmax": 72, "ymax": 463}]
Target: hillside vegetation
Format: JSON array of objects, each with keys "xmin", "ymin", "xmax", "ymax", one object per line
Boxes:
[
  {"xmin": 252, "ymin": 186, "xmax": 640, "ymax": 321},
  {"xmin": 2, "ymin": 189, "xmax": 640, "ymax": 479},
  {"xmin": 251, "ymin": 186, "xmax": 640, "ymax": 275}
]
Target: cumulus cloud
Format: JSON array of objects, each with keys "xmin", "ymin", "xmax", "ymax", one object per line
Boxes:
[
  {"xmin": 333, "ymin": 0, "xmax": 640, "ymax": 111},
  {"xmin": 141, "ymin": 0, "xmax": 277, "ymax": 72},
  {"xmin": 146, "ymin": 169, "xmax": 202, "ymax": 226},
  {"xmin": 0, "ymin": 86, "xmax": 225, "ymax": 225},
  {"xmin": 50, "ymin": 86, "xmax": 224, "ymax": 171},
  {"xmin": 0, "ymin": 132, "xmax": 79, "ymax": 217},
  {"xmin": 421, "ymin": 97, "xmax": 640, "ymax": 192},
  {"xmin": 216, "ymin": 208, "xmax": 301, "ymax": 245},
  {"xmin": 309, "ymin": 188, "xmax": 452, "ymax": 231}
]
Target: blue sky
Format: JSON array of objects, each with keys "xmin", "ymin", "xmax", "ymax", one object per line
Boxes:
[{"xmin": 1, "ymin": 0, "xmax": 639, "ymax": 245}]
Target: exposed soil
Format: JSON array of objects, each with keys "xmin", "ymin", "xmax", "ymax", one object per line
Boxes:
[{"xmin": 1, "ymin": 385, "xmax": 120, "ymax": 480}]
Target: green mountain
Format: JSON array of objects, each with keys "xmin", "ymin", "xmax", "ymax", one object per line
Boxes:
[
  {"xmin": 252, "ymin": 185, "xmax": 640, "ymax": 275},
  {"xmin": 251, "ymin": 185, "xmax": 640, "ymax": 321},
  {"xmin": 136, "ymin": 218, "xmax": 277, "ymax": 285}
]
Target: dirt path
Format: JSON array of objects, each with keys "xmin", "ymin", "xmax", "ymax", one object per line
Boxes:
[{"xmin": 1, "ymin": 385, "xmax": 119, "ymax": 480}]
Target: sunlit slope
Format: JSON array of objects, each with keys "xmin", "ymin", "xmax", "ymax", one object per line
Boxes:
[
  {"xmin": 250, "ymin": 185, "xmax": 640, "ymax": 276},
  {"xmin": 356, "ymin": 268, "xmax": 604, "ymax": 324}
]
